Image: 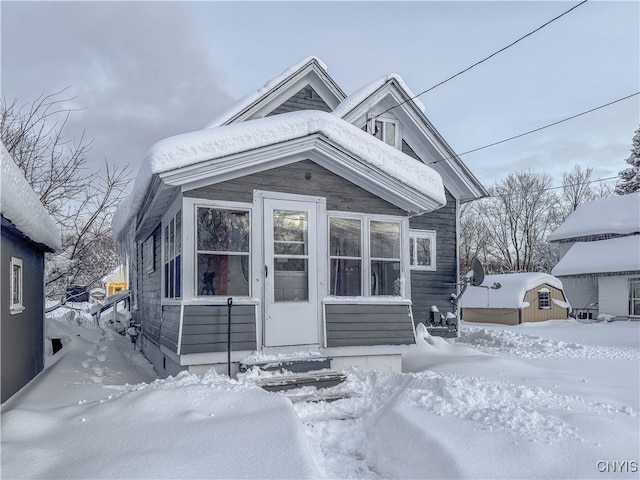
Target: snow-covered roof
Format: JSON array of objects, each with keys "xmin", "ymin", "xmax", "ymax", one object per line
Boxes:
[
  {"xmin": 552, "ymin": 234, "xmax": 640, "ymax": 276},
  {"xmin": 332, "ymin": 74, "xmax": 426, "ymax": 119},
  {"xmin": 113, "ymin": 110, "xmax": 445, "ymax": 239},
  {"xmin": 460, "ymin": 272, "xmax": 564, "ymax": 309},
  {"xmin": 203, "ymin": 56, "xmax": 339, "ymax": 129},
  {"xmin": 548, "ymin": 193, "xmax": 640, "ymax": 241},
  {"xmin": 0, "ymin": 144, "xmax": 61, "ymax": 251}
]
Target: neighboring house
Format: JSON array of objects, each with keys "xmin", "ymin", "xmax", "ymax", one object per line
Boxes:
[
  {"xmin": 549, "ymin": 193, "xmax": 640, "ymax": 319},
  {"xmin": 1, "ymin": 145, "xmax": 61, "ymax": 403},
  {"xmin": 101, "ymin": 264, "xmax": 127, "ymax": 296},
  {"xmin": 113, "ymin": 57, "xmax": 487, "ymax": 377},
  {"xmin": 460, "ymin": 272, "xmax": 570, "ymax": 325},
  {"xmin": 89, "ymin": 287, "xmax": 106, "ymax": 303}
]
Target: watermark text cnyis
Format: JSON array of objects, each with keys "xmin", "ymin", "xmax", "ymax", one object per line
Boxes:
[{"xmin": 596, "ymin": 461, "xmax": 638, "ymax": 473}]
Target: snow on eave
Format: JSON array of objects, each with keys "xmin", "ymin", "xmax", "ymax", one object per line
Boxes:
[
  {"xmin": 460, "ymin": 272, "xmax": 564, "ymax": 309},
  {"xmin": 112, "ymin": 110, "xmax": 445, "ymax": 240},
  {"xmin": 333, "ymin": 74, "xmax": 488, "ymax": 202},
  {"xmin": 548, "ymin": 193, "xmax": 640, "ymax": 241},
  {"xmin": 332, "ymin": 74, "xmax": 426, "ymax": 119},
  {"xmin": 551, "ymin": 235, "xmax": 640, "ymax": 276},
  {"xmin": 1, "ymin": 144, "xmax": 61, "ymax": 251},
  {"xmin": 203, "ymin": 56, "xmax": 333, "ymax": 129}
]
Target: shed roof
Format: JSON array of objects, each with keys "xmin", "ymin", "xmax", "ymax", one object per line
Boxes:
[
  {"xmin": 0, "ymin": 144, "xmax": 61, "ymax": 251},
  {"xmin": 551, "ymin": 234, "xmax": 640, "ymax": 276},
  {"xmin": 460, "ymin": 272, "xmax": 564, "ymax": 309},
  {"xmin": 548, "ymin": 193, "xmax": 640, "ymax": 241}
]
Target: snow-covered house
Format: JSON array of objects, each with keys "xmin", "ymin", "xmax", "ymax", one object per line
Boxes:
[
  {"xmin": 1, "ymin": 145, "xmax": 61, "ymax": 403},
  {"xmin": 549, "ymin": 193, "xmax": 640, "ymax": 320},
  {"xmin": 113, "ymin": 57, "xmax": 487, "ymax": 377},
  {"xmin": 460, "ymin": 272, "xmax": 570, "ymax": 325},
  {"xmin": 101, "ymin": 264, "xmax": 127, "ymax": 297}
]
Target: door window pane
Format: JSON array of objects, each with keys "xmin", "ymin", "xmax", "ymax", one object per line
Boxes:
[{"xmin": 273, "ymin": 210, "xmax": 308, "ymax": 302}]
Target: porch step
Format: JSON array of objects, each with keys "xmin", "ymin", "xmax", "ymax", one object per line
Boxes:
[
  {"xmin": 254, "ymin": 370, "xmax": 347, "ymax": 393},
  {"xmin": 239, "ymin": 356, "xmax": 332, "ymax": 374}
]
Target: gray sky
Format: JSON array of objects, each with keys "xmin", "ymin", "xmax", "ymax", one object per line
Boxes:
[{"xmin": 2, "ymin": 1, "xmax": 638, "ymax": 191}]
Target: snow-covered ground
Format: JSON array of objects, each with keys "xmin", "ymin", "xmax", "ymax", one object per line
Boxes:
[{"xmin": 2, "ymin": 312, "xmax": 638, "ymax": 479}]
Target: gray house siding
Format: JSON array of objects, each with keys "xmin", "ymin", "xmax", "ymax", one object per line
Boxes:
[
  {"xmin": 409, "ymin": 188, "xmax": 457, "ymax": 325},
  {"xmin": 160, "ymin": 305, "xmax": 181, "ymax": 353},
  {"xmin": 180, "ymin": 305, "xmax": 257, "ymax": 354},
  {"xmin": 185, "ymin": 159, "xmax": 405, "ymax": 216},
  {"xmin": 136, "ymin": 226, "xmax": 162, "ymax": 346},
  {"xmin": 268, "ymin": 86, "xmax": 332, "ymax": 116},
  {"xmin": 325, "ymin": 304, "xmax": 415, "ymax": 347},
  {"xmin": 1, "ymin": 219, "xmax": 46, "ymax": 403}
]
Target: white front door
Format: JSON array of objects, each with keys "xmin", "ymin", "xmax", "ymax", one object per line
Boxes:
[{"xmin": 263, "ymin": 197, "xmax": 319, "ymax": 346}]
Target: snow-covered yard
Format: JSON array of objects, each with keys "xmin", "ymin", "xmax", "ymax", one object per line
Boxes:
[{"xmin": 1, "ymin": 312, "xmax": 638, "ymax": 479}]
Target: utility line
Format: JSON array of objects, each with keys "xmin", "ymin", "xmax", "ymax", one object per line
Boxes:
[
  {"xmin": 375, "ymin": 0, "xmax": 589, "ymax": 118},
  {"xmin": 428, "ymin": 91, "xmax": 640, "ymax": 165},
  {"xmin": 488, "ymin": 176, "xmax": 618, "ymax": 199}
]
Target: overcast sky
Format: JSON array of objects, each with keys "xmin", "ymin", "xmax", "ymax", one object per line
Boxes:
[{"xmin": 2, "ymin": 1, "xmax": 638, "ymax": 191}]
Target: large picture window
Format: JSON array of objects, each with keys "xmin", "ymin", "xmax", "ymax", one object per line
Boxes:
[
  {"xmin": 196, "ymin": 207, "xmax": 250, "ymax": 297},
  {"xmin": 163, "ymin": 210, "xmax": 181, "ymax": 299},
  {"xmin": 329, "ymin": 215, "xmax": 403, "ymax": 297},
  {"xmin": 10, "ymin": 257, "xmax": 24, "ymax": 314}
]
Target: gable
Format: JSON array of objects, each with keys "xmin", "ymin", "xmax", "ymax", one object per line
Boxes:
[
  {"xmin": 204, "ymin": 57, "xmax": 345, "ymax": 128},
  {"xmin": 333, "ymin": 75, "xmax": 487, "ymax": 203},
  {"xmin": 267, "ymin": 85, "xmax": 332, "ymax": 116}
]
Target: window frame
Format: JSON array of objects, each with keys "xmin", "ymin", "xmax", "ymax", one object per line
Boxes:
[
  {"xmin": 328, "ymin": 212, "xmax": 407, "ymax": 297},
  {"xmin": 538, "ymin": 289, "xmax": 551, "ymax": 309},
  {"xmin": 161, "ymin": 206, "xmax": 182, "ymax": 301},
  {"xmin": 10, "ymin": 257, "xmax": 24, "ymax": 314},
  {"xmin": 144, "ymin": 235, "xmax": 155, "ymax": 274},
  {"xmin": 194, "ymin": 204, "xmax": 252, "ymax": 299},
  {"xmin": 409, "ymin": 229, "xmax": 437, "ymax": 271}
]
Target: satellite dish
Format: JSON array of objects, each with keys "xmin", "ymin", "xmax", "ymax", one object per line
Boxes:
[{"xmin": 470, "ymin": 257, "xmax": 485, "ymax": 287}]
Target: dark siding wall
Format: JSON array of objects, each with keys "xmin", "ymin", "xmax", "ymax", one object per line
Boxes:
[
  {"xmin": 325, "ymin": 304, "xmax": 415, "ymax": 347},
  {"xmin": 268, "ymin": 86, "xmax": 332, "ymax": 116},
  {"xmin": 180, "ymin": 305, "xmax": 256, "ymax": 354},
  {"xmin": 137, "ymin": 226, "xmax": 162, "ymax": 345},
  {"xmin": 160, "ymin": 305, "xmax": 181, "ymax": 352},
  {"xmin": 1, "ymin": 223, "xmax": 45, "ymax": 402},
  {"xmin": 185, "ymin": 160, "xmax": 405, "ymax": 216}
]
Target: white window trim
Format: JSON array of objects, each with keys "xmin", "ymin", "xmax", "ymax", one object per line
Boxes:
[
  {"xmin": 183, "ymin": 197, "xmax": 254, "ymax": 301},
  {"xmin": 161, "ymin": 199, "xmax": 183, "ymax": 302},
  {"xmin": 368, "ymin": 115, "xmax": 401, "ymax": 149},
  {"xmin": 409, "ymin": 229, "xmax": 437, "ymax": 271},
  {"xmin": 144, "ymin": 235, "xmax": 155, "ymax": 274},
  {"xmin": 328, "ymin": 211, "xmax": 408, "ymax": 297},
  {"xmin": 10, "ymin": 257, "xmax": 24, "ymax": 314}
]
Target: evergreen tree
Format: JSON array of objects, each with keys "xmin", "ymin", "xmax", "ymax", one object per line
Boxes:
[{"xmin": 615, "ymin": 126, "xmax": 640, "ymax": 195}]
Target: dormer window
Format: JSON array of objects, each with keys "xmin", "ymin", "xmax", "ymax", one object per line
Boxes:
[{"xmin": 364, "ymin": 116, "xmax": 399, "ymax": 148}]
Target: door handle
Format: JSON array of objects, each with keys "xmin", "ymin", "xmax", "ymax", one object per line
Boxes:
[{"xmin": 265, "ymin": 265, "xmax": 268, "ymax": 278}]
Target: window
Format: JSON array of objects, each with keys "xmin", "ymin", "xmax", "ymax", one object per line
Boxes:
[
  {"xmin": 630, "ymin": 278, "xmax": 640, "ymax": 316},
  {"xmin": 409, "ymin": 230, "xmax": 436, "ymax": 271},
  {"xmin": 196, "ymin": 207, "xmax": 250, "ymax": 297},
  {"xmin": 370, "ymin": 220, "xmax": 401, "ymax": 295},
  {"xmin": 10, "ymin": 257, "xmax": 24, "ymax": 314},
  {"xmin": 144, "ymin": 235, "xmax": 155, "ymax": 273},
  {"xmin": 329, "ymin": 216, "xmax": 403, "ymax": 297},
  {"xmin": 329, "ymin": 217, "xmax": 362, "ymax": 296},
  {"xmin": 163, "ymin": 210, "xmax": 182, "ymax": 299},
  {"xmin": 374, "ymin": 119, "xmax": 397, "ymax": 147},
  {"xmin": 538, "ymin": 289, "xmax": 551, "ymax": 309}
]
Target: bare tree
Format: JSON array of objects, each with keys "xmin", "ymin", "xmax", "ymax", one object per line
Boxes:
[
  {"xmin": 477, "ymin": 171, "xmax": 559, "ymax": 273},
  {"xmin": 1, "ymin": 90, "xmax": 130, "ymax": 300},
  {"xmin": 458, "ymin": 201, "xmax": 491, "ymax": 275}
]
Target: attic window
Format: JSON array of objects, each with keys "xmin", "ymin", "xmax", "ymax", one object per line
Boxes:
[
  {"xmin": 538, "ymin": 289, "xmax": 551, "ymax": 309},
  {"xmin": 304, "ymin": 87, "xmax": 313, "ymax": 100},
  {"xmin": 365, "ymin": 117, "xmax": 399, "ymax": 148}
]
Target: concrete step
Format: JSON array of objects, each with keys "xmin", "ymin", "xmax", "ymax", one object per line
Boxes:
[
  {"xmin": 254, "ymin": 370, "xmax": 347, "ymax": 392},
  {"xmin": 240, "ymin": 356, "xmax": 332, "ymax": 374}
]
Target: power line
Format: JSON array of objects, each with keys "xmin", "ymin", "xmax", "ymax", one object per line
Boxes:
[
  {"xmin": 428, "ymin": 91, "xmax": 640, "ymax": 165},
  {"xmin": 375, "ymin": 0, "xmax": 589, "ymax": 118},
  {"xmin": 488, "ymin": 176, "xmax": 618, "ymax": 199}
]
